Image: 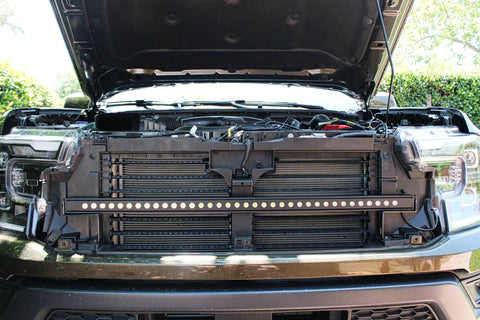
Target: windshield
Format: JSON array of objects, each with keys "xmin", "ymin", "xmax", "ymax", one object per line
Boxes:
[{"xmin": 102, "ymin": 83, "xmax": 363, "ymax": 113}]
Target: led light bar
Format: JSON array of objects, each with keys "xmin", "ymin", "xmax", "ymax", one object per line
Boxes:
[{"xmin": 64, "ymin": 196, "xmax": 415, "ymax": 214}]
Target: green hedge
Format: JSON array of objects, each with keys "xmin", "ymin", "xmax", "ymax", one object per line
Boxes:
[
  {"xmin": 381, "ymin": 73, "xmax": 480, "ymax": 124},
  {"xmin": 0, "ymin": 62, "xmax": 55, "ymax": 115}
]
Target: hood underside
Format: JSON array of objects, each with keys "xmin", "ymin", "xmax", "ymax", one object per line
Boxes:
[{"xmin": 51, "ymin": 0, "xmax": 414, "ymax": 102}]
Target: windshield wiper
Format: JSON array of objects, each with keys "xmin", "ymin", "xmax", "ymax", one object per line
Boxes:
[
  {"xmin": 106, "ymin": 100, "xmax": 180, "ymax": 109},
  {"xmin": 241, "ymin": 101, "xmax": 325, "ymax": 110},
  {"xmin": 179, "ymin": 101, "xmax": 253, "ymax": 109},
  {"xmin": 105, "ymin": 100, "xmax": 325, "ymax": 110},
  {"xmin": 105, "ymin": 100, "xmax": 252, "ymax": 109},
  {"xmin": 180, "ymin": 100, "xmax": 326, "ymax": 110}
]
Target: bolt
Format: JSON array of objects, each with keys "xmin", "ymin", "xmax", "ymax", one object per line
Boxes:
[{"xmin": 46, "ymin": 234, "xmax": 58, "ymax": 246}]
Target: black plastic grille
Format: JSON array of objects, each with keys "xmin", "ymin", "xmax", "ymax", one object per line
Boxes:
[
  {"xmin": 48, "ymin": 312, "xmax": 214, "ymax": 320},
  {"xmin": 273, "ymin": 311, "xmax": 348, "ymax": 319},
  {"xmin": 49, "ymin": 311, "xmax": 135, "ymax": 320},
  {"xmin": 351, "ymin": 305, "xmax": 436, "ymax": 320},
  {"xmin": 47, "ymin": 305, "xmax": 437, "ymax": 320}
]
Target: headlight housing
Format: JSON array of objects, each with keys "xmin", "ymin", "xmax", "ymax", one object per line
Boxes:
[
  {"xmin": 5, "ymin": 159, "xmax": 56, "ymax": 203},
  {"xmin": 395, "ymin": 126, "xmax": 480, "ymax": 232},
  {"xmin": 0, "ymin": 128, "xmax": 83, "ymax": 204}
]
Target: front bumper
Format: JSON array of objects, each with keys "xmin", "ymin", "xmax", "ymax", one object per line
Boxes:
[
  {"xmin": 1, "ymin": 226, "xmax": 480, "ymax": 319},
  {"xmin": 1, "ymin": 273, "xmax": 479, "ymax": 320},
  {"xmin": 1, "ymin": 225, "xmax": 480, "ymax": 281}
]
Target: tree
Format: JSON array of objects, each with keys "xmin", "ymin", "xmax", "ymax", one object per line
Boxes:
[
  {"xmin": 0, "ymin": 0, "xmax": 22, "ymax": 33},
  {"xmin": 0, "ymin": 62, "xmax": 55, "ymax": 115},
  {"xmin": 55, "ymin": 69, "xmax": 82, "ymax": 100},
  {"xmin": 394, "ymin": 0, "xmax": 480, "ymax": 73}
]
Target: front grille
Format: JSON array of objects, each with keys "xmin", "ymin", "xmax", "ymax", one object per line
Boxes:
[
  {"xmin": 47, "ymin": 305, "xmax": 437, "ymax": 320},
  {"xmin": 48, "ymin": 312, "xmax": 214, "ymax": 320},
  {"xmin": 351, "ymin": 305, "xmax": 436, "ymax": 320},
  {"xmin": 273, "ymin": 311, "xmax": 348, "ymax": 319},
  {"xmin": 252, "ymin": 213, "xmax": 368, "ymax": 250},
  {"xmin": 111, "ymin": 214, "xmax": 231, "ymax": 251},
  {"xmin": 49, "ymin": 311, "xmax": 136, "ymax": 320}
]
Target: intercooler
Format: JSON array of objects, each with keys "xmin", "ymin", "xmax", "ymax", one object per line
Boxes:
[
  {"xmin": 111, "ymin": 214, "xmax": 231, "ymax": 250},
  {"xmin": 103, "ymin": 152, "xmax": 229, "ymax": 198},
  {"xmin": 101, "ymin": 151, "xmax": 378, "ymax": 251},
  {"xmin": 254, "ymin": 154, "xmax": 371, "ymax": 196},
  {"xmin": 252, "ymin": 214, "xmax": 369, "ymax": 250},
  {"xmin": 102, "ymin": 152, "xmax": 376, "ymax": 198}
]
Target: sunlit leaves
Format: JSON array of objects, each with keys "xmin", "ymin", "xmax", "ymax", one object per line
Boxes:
[
  {"xmin": 0, "ymin": 62, "xmax": 55, "ymax": 115},
  {"xmin": 381, "ymin": 73, "xmax": 480, "ymax": 123},
  {"xmin": 395, "ymin": 0, "xmax": 480, "ymax": 72}
]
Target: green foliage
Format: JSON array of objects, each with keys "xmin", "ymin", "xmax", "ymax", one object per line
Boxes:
[
  {"xmin": 471, "ymin": 249, "xmax": 480, "ymax": 271},
  {"xmin": 381, "ymin": 73, "xmax": 480, "ymax": 124},
  {"xmin": 0, "ymin": 62, "xmax": 55, "ymax": 115},
  {"xmin": 395, "ymin": 0, "xmax": 480, "ymax": 73},
  {"xmin": 55, "ymin": 68, "xmax": 81, "ymax": 100}
]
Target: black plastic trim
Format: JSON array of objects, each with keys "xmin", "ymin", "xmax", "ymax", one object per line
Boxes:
[{"xmin": 1, "ymin": 273, "xmax": 477, "ymax": 320}]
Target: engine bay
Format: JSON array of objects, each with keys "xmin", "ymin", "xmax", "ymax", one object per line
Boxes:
[
  {"xmin": 1, "ymin": 105, "xmax": 474, "ymax": 141},
  {"xmin": 0, "ymin": 104, "xmax": 479, "ymax": 254}
]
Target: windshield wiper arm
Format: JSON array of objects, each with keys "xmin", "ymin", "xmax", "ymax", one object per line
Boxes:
[
  {"xmin": 105, "ymin": 100, "xmax": 325, "ymax": 110},
  {"xmin": 106, "ymin": 100, "xmax": 252, "ymax": 109},
  {"xmin": 241, "ymin": 101, "xmax": 325, "ymax": 110},
  {"xmin": 179, "ymin": 101, "xmax": 253, "ymax": 109},
  {"xmin": 183, "ymin": 101, "xmax": 326, "ymax": 110},
  {"xmin": 106, "ymin": 100, "xmax": 179, "ymax": 109}
]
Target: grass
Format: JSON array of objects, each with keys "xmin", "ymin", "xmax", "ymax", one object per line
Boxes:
[{"xmin": 470, "ymin": 249, "xmax": 480, "ymax": 271}]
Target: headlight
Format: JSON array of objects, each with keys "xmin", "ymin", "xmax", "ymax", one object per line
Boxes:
[
  {"xmin": 5, "ymin": 159, "xmax": 56, "ymax": 203},
  {"xmin": 395, "ymin": 126, "xmax": 480, "ymax": 232},
  {"xmin": 0, "ymin": 129, "xmax": 82, "ymax": 212}
]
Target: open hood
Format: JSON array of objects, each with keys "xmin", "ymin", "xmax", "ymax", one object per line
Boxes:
[{"xmin": 51, "ymin": 0, "xmax": 414, "ymax": 103}]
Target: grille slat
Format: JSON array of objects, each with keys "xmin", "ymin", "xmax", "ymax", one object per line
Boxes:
[
  {"xmin": 48, "ymin": 312, "xmax": 215, "ymax": 320},
  {"xmin": 351, "ymin": 305, "xmax": 436, "ymax": 320}
]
